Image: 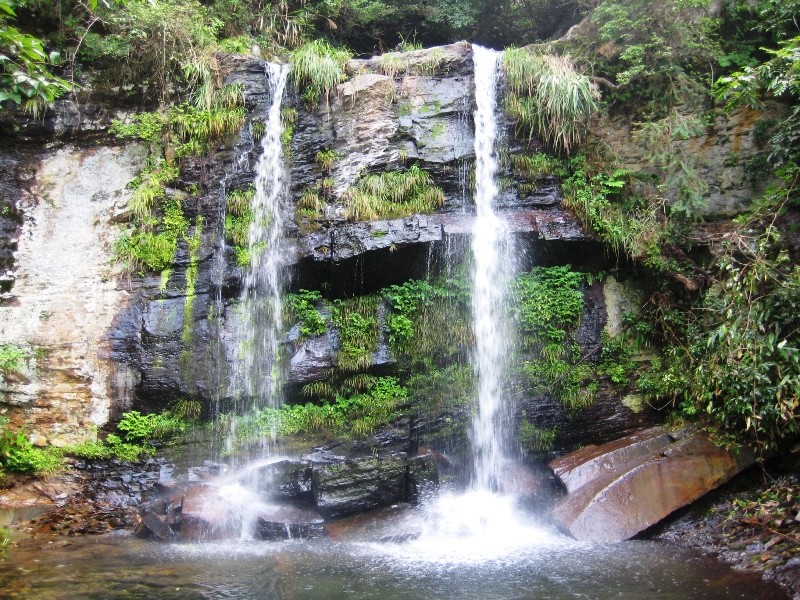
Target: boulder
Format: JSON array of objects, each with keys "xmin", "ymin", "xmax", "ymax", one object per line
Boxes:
[
  {"xmin": 254, "ymin": 504, "xmax": 325, "ymax": 540},
  {"xmin": 134, "ymin": 511, "xmax": 176, "ymax": 541},
  {"xmin": 179, "ymin": 484, "xmax": 238, "ymax": 541},
  {"xmin": 550, "ymin": 430, "xmax": 755, "ymax": 542},
  {"xmin": 243, "ymin": 459, "xmax": 315, "ymax": 504},
  {"xmin": 312, "ymin": 453, "xmax": 410, "ymax": 520}
]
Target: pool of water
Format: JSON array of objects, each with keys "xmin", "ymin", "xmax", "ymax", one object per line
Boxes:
[{"xmin": 0, "ymin": 509, "xmax": 788, "ymax": 600}]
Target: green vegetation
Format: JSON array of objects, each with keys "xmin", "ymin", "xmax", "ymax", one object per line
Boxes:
[
  {"xmin": 0, "ymin": 0, "xmax": 69, "ymax": 114},
  {"xmin": 331, "ymin": 295, "xmax": 380, "ymax": 372},
  {"xmin": 224, "ymin": 187, "xmax": 255, "ymax": 267},
  {"xmin": 228, "ymin": 376, "xmax": 406, "ymax": 446},
  {"xmin": 562, "ymin": 152, "xmax": 667, "ymax": 269},
  {"xmin": 518, "ymin": 420, "xmax": 557, "ymax": 452},
  {"xmin": 289, "ymin": 39, "xmax": 351, "ymax": 108},
  {"xmin": 382, "ymin": 277, "xmax": 471, "ymax": 367},
  {"xmin": 503, "ymin": 48, "xmax": 599, "ymax": 154},
  {"xmin": 315, "ymin": 149, "xmax": 340, "ymax": 173},
  {"xmin": 512, "ymin": 266, "xmax": 596, "ymax": 411},
  {"xmin": 65, "ymin": 410, "xmax": 189, "ymax": 462},
  {"xmin": 342, "ymin": 165, "xmax": 445, "ymax": 221},
  {"xmin": 286, "ymin": 289, "xmax": 327, "ymax": 338},
  {"xmin": 510, "ymin": 152, "xmax": 568, "ymax": 180},
  {"xmin": 0, "ymin": 344, "xmax": 29, "ymax": 378},
  {"xmin": 0, "ymin": 417, "xmax": 62, "ymax": 476}
]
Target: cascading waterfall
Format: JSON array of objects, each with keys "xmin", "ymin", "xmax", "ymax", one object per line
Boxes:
[
  {"xmin": 383, "ymin": 46, "xmax": 557, "ymax": 559},
  {"xmin": 231, "ymin": 63, "xmax": 290, "ymax": 457},
  {"xmin": 470, "ymin": 45, "xmax": 516, "ymax": 492}
]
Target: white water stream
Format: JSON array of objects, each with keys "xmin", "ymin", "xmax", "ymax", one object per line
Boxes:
[
  {"xmin": 469, "ymin": 45, "xmax": 516, "ymax": 493},
  {"xmin": 231, "ymin": 63, "xmax": 290, "ymax": 459}
]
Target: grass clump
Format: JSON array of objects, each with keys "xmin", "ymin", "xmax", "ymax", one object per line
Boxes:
[
  {"xmin": 331, "ymin": 296, "xmax": 380, "ymax": 372},
  {"xmin": 343, "ymin": 165, "xmax": 445, "ymax": 221},
  {"xmin": 289, "ymin": 39, "xmax": 351, "ymax": 108},
  {"xmin": 503, "ymin": 48, "xmax": 599, "ymax": 154}
]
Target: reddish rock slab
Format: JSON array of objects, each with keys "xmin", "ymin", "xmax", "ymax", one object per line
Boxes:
[
  {"xmin": 551, "ymin": 432, "xmax": 755, "ymax": 543},
  {"xmin": 549, "ymin": 427, "xmax": 674, "ymax": 493}
]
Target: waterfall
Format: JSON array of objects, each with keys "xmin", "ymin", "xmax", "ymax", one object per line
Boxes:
[
  {"xmin": 470, "ymin": 45, "xmax": 516, "ymax": 492},
  {"xmin": 233, "ymin": 63, "xmax": 290, "ymax": 456}
]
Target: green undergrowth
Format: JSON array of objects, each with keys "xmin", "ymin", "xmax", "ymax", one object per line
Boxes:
[
  {"xmin": 562, "ymin": 150, "xmax": 670, "ymax": 270},
  {"xmin": 0, "ymin": 417, "xmax": 62, "ymax": 476},
  {"xmin": 518, "ymin": 419, "xmax": 557, "ymax": 453},
  {"xmin": 286, "ymin": 289, "xmax": 327, "ymax": 338},
  {"xmin": 382, "ymin": 276, "xmax": 471, "ymax": 369},
  {"xmin": 514, "ymin": 266, "xmax": 591, "ymax": 411},
  {"xmin": 342, "ymin": 165, "xmax": 445, "ymax": 221},
  {"xmin": 112, "ymin": 85, "xmax": 245, "ymax": 275},
  {"xmin": 0, "ymin": 344, "xmax": 30, "ymax": 380},
  {"xmin": 65, "ymin": 409, "xmax": 191, "ymax": 463},
  {"xmin": 225, "ymin": 376, "xmax": 406, "ymax": 449},
  {"xmin": 332, "ymin": 295, "xmax": 380, "ymax": 372}
]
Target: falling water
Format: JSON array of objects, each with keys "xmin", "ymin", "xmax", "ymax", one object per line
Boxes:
[
  {"xmin": 233, "ymin": 63, "xmax": 290, "ymax": 456},
  {"xmin": 470, "ymin": 45, "xmax": 516, "ymax": 492}
]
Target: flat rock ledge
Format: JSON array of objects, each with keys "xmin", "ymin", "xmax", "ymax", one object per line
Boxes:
[{"xmin": 549, "ymin": 427, "xmax": 755, "ymax": 543}]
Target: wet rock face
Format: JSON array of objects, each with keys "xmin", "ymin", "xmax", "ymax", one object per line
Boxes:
[
  {"xmin": 549, "ymin": 428, "xmax": 756, "ymax": 543},
  {"xmin": 0, "ymin": 144, "xmax": 146, "ymax": 444},
  {"xmin": 134, "ymin": 451, "xmax": 438, "ymax": 541},
  {"xmin": 312, "ymin": 453, "xmax": 412, "ymax": 520}
]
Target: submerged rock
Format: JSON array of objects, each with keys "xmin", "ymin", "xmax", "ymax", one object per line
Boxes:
[{"xmin": 550, "ymin": 429, "xmax": 755, "ymax": 542}]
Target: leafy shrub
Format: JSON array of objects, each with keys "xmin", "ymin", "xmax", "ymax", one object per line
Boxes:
[
  {"xmin": 286, "ymin": 289, "xmax": 327, "ymax": 338},
  {"xmin": 0, "ymin": 417, "xmax": 62, "ymax": 475}
]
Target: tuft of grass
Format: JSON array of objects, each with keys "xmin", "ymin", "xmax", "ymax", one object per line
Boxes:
[
  {"xmin": 342, "ymin": 165, "xmax": 444, "ymax": 221},
  {"xmin": 503, "ymin": 48, "xmax": 599, "ymax": 154},
  {"xmin": 290, "ymin": 40, "xmax": 352, "ymax": 108}
]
